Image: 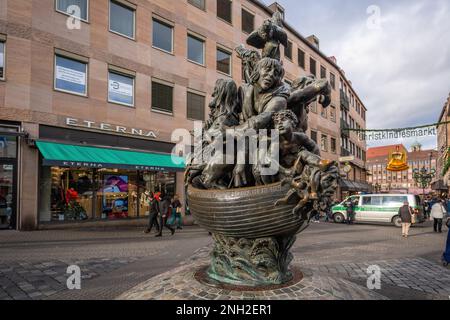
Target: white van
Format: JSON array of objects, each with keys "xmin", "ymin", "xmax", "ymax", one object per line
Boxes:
[{"xmin": 331, "ymin": 194, "xmax": 425, "ymax": 227}]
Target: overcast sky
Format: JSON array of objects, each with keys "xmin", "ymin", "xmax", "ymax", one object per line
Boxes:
[{"xmin": 262, "ymin": 0, "xmax": 450, "ymax": 150}]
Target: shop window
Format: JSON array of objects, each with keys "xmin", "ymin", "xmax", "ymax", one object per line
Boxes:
[
  {"xmin": 285, "ymin": 40, "xmax": 293, "ymax": 60},
  {"xmin": 217, "ymin": 0, "xmax": 232, "ymax": 24},
  {"xmin": 0, "ymin": 41, "xmax": 4, "ymax": 80},
  {"xmin": 217, "ymin": 47, "xmax": 231, "ymax": 75},
  {"xmin": 188, "ymin": 0, "xmax": 205, "ymax": 10},
  {"xmin": 298, "ymin": 49, "xmax": 305, "ymax": 69},
  {"xmin": 187, "ymin": 91, "xmax": 205, "ymax": 121},
  {"xmin": 153, "ymin": 19, "xmax": 173, "ymax": 53},
  {"xmin": 56, "ymin": 0, "xmax": 89, "ymax": 21},
  {"xmin": 241, "ymin": 9, "xmax": 254, "ymax": 34},
  {"xmin": 310, "ymin": 58, "xmax": 316, "ymax": 77},
  {"xmin": 54, "ymin": 54, "xmax": 88, "ymax": 96},
  {"xmin": 152, "ymin": 81, "xmax": 174, "ymax": 114},
  {"xmin": 109, "ymin": 0, "xmax": 135, "ymax": 39},
  {"xmin": 187, "ymin": 34, "xmax": 205, "ymax": 65},
  {"xmin": 108, "ymin": 70, "xmax": 135, "ymax": 107}
]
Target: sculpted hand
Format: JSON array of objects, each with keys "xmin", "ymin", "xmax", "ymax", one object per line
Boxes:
[{"xmin": 233, "ymin": 164, "xmax": 248, "ymax": 187}]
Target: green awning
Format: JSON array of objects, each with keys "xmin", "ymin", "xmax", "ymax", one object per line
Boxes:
[{"xmin": 36, "ymin": 141, "xmax": 185, "ymax": 172}]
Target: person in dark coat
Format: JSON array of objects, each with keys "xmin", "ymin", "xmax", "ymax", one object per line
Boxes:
[
  {"xmin": 156, "ymin": 194, "xmax": 175, "ymax": 237},
  {"xmin": 344, "ymin": 198, "xmax": 355, "ymax": 225},
  {"xmin": 144, "ymin": 192, "xmax": 160, "ymax": 234},
  {"xmin": 399, "ymin": 201, "xmax": 413, "ymax": 238}
]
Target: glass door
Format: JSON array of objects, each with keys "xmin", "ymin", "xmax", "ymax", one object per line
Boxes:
[{"xmin": 0, "ymin": 162, "xmax": 16, "ymax": 230}]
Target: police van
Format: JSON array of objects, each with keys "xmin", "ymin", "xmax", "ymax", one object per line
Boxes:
[{"xmin": 331, "ymin": 194, "xmax": 425, "ymax": 227}]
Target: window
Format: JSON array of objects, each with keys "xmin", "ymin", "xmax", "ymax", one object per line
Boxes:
[
  {"xmin": 330, "ymin": 73, "xmax": 336, "ymax": 90},
  {"xmin": 285, "ymin": 41, "xmax": 293, "ymax": 60},
  {"xmin": 109, "ymin": 0, "xmax": 135, "ymax": 39},
  {"xmin": 321, "ymin": 106, "xmax": 327, "ymax": 119},
  {"xmin": 383, "ymin": 196, "xmax": 407, "ymax": 207},
  {"xmin": 298, "ymin": 49, "xmax": 305, "ymax": 69},
  {"xmin": 108, "ymin": 69, "xmax": 135, "ymax": 107},
  {"xmin": 217, "ymin": 0, "xmax": 232, "ymax": 24},
  {"xmin": 188, "ymin": 0, "xmax": 205, "ymax": 10},
  {"xmin": 311, "ymin": 131, "xmax": 318, "ymax": 143},
  {"xmin": 187, "ymin": 91, "xmax": 205, "ymax": 121},
  {"xmin": 153, "ymin": 19, "xmax": 173, "ymax": 53},
  {"xmin": 56, "ymin": 0, "xmax": 89, "ymax": 21},
  {"xmin": 310, "ymin": 101, "xmax": 317, "ymax": 113},
  {"xmin": 187, "ymin": 34, "xmax": 205, "ymax": 65},
  {"xmin": 363, "ymin": 196, "xmax": 382, "ymax": 206},
  {"xmin": 152, "ymin": 81, "xmax": 173, "ymax": 114},
  {"xmin": 331, "ymin": 138, "xmax": 337, "ymax": 154},
  {"xmin": 310, "ymin": 58, "xmax": 316, "ymax": 77},
  {"xmin": 217, "ymin": 47, "xmax": 231, "ymax": 75},
  {"xmin": 321, "ymin": 135, "xmax": 328, "ymax": 152},
  {"xmin": 330, "ymin": 106, "xmax": 336, "ymax": 122},
  {"xmin": 54, "ymin": 54, "xmax": 88, "ymax": 96},
  {"xmin": 242, "ymin": 9, "xmax": 254, "ymax": 34},
  {"xmin": 0, "ymin": 40, "xmax": 4, "ymax": 80},
  {"xmin": 320, "ymin": 66, "xmax": 326, "ymax": 79}
]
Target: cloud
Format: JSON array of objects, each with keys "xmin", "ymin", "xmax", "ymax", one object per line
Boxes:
[{"xmin": 264, "ymin": 0, "xmax": 450, "ymax": 150}]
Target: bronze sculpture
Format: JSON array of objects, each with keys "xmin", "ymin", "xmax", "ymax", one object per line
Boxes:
[{"xmin": 185, "ymin": 12, "xmax": 339, "ymax": 287}]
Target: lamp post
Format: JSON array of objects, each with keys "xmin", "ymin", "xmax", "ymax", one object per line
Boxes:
[{"xmin": 413, "ymin": 152, "xmax": 436, "ymax": 198}]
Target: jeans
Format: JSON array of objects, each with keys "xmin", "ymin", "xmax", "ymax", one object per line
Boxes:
[
  {"xmin": 402, "ymin": 223, "xmax": 411, "ymax": 236},
  {"xmin": 147, "ymin": 213, "xmax": 160, "ymax": 233},
  {"xmin": 434, "ymin": 218, "xmax": 443, "ymax": 232}
]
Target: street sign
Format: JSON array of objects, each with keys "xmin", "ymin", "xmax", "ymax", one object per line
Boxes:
[{"xmin": 339, "ymin": 156, "xmax": 355, "ymax": 162}]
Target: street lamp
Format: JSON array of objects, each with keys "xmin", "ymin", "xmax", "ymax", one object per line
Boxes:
[{"xmin": 413, "ymin": 152, "xmax": 436, "ymax": 198}]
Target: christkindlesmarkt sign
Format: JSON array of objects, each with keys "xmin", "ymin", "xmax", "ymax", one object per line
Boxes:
[{"xmin": 356, "ymin": 126, "xmax": 437, "ymax": 141}]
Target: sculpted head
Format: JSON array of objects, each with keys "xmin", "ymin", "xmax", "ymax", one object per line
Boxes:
[
  {"xmin": 251, "ymin": 58, "xmax": 284, "ymax": 91},
  {"xmin": 273, "ymin": 110, "xmax": 298, "ymax": 138}
]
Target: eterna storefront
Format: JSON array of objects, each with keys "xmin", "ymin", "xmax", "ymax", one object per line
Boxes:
[{"xmin": 7, "ymin": 118, "xmax": 185, "ymax": 230}]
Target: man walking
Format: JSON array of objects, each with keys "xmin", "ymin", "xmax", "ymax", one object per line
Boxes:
[
  {"xmin": 144, "ymin": 192, "xmax": 160, "ymax": 234},
  {"xmin": 431, "ymin": 199, "xmax": 446, "ymax": 233},
  {"xmin": 399, "ymin": 201, "xmax": 413, "ymax": 238},
  {"xmin": 156, "ymin": 193, "xmax": 175, "ymax": 237}
]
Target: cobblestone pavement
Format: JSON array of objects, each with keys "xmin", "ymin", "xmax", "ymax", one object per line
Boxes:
[{"xmin": 0, "ymin": 221, "xmax": 449, "ymax": 300}]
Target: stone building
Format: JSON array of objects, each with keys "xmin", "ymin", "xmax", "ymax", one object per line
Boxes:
[
  {"xmin": 0, "ymin": 0, "xmax": 368, "ymax": 230},
  {"xmin": 367, "ymin": 143, "xmax": 438, "ymax": 195},
  {"xmin": 434, "ymin": 93, "xmax": 450, "ymax": 194}
]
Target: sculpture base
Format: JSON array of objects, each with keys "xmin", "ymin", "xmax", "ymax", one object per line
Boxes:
[{"xmin": 206, "ymin": 234, "xmax": 296, "ymax": 287}]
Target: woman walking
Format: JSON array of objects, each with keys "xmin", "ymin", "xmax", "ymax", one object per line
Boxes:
[
  {"xmin": 398, "ymin": 201, "xmax": 413, "ymax": 238},
  {"xmin": 431, "ymin": 199, "xmax": 447, "ymax": 233},
  {"xmin": 171, "ymin": 195, "xmax": 183, "ymax": 230}
]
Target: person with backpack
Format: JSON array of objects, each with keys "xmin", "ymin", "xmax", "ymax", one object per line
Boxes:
[
  {"xmin": 398, "ymin": 201, "xmax": 414, "ymax": 238},
  {"xmin": 431, "ymin": 199, "xmax": 447, "ymax": 233}
]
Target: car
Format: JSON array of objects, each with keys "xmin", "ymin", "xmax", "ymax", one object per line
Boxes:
[{"xmin": 331, "ymin": 194, "xmax": 425, "ymax": 227}]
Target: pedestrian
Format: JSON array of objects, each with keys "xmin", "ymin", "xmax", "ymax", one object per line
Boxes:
[
  {"xmin": 398, "ymin": 201, "xmax": 413, "ymax": 238},
  {"xmin": 171, "ymin": 194, "xmax": 183, "ymax": 230},
  {"xmin": 344, "ymin": 198, "xmax": 355, "ymax": 225},
  {"xmin": 443, "ymin": 218, "xmax": 450, "ymax": 266},
  {"xmin": 144, "ymin": 192, "xmax": 160, "ymax": 234},
  {"xmin": 431, "ymin": 199, "xmax": 447, "ymax": 233},
  {"xmin": 156, "ymin": 193, "xmax": 175, "ymax": 237}
]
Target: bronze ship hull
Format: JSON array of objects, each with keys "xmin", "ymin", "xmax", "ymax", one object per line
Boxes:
[{"xmin": 188, "ymin": 182, "xmax": 308, "ymax": 239}]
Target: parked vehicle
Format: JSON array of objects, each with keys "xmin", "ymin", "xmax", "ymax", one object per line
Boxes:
[{"xmin": 331, "ymin": 194, "xmax": 425, "ymax": 227}]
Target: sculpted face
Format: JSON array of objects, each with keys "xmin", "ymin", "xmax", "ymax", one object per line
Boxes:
[
  {"xmin": 274, "ymin": 116, "xmax": 294, "ymax": 137},
  {"xmin": 258, "ymin": 65, "xmax": 278, "ymax": 91}
]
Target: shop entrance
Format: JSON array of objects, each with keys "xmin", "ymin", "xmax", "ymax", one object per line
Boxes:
[{"xmin": 0, "ymin": 160, "xmax": 16, "ymax": 230}]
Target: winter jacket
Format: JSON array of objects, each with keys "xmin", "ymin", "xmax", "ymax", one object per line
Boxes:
[{"xmin": 431, "ymin": 203, "xmax": 446, "ymax": 219}]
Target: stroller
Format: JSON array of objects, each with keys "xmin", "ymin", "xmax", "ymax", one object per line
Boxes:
[{"xmin": 443, "ymin": 218, "xmax": 450, "ymax": 267}]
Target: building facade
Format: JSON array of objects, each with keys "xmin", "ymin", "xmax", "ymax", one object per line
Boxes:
[
  {"xmin": 434, "ymin": 93, "xmax": 450, "ymax": 194},
  {"xmin": 367, "ymin": 144, "xmax": 438, "ymax": 195},
  {"xmin": 0, "ymin": 0, "xmax": 368, "ymax": 230}
]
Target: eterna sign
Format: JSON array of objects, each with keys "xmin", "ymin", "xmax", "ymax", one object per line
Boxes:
[{"xmin": 65, "ymin": 118, "xmax": 158, "ymax": 139}]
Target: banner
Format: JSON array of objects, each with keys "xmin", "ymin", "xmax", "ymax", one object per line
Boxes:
[{"xmin": 56, "ymin": 65, "xmax": 86, "ymax": 86}]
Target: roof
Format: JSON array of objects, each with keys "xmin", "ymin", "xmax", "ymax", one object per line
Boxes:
[
  {"xmin": 247, "ymin": 0, "xmax": 368, "ymax": 111},
  {"xmin": 367, "ymin": 144, "xmax": 406, "ymax": 159}
]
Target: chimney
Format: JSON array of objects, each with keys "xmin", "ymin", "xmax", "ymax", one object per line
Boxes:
[
  {"xmin": 306, "ymin": 35, "xmax": 320, "ymax": 50},
  {"xmin": 268, "ymin": 2, "xmax": 285, "ymax": 19}
]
